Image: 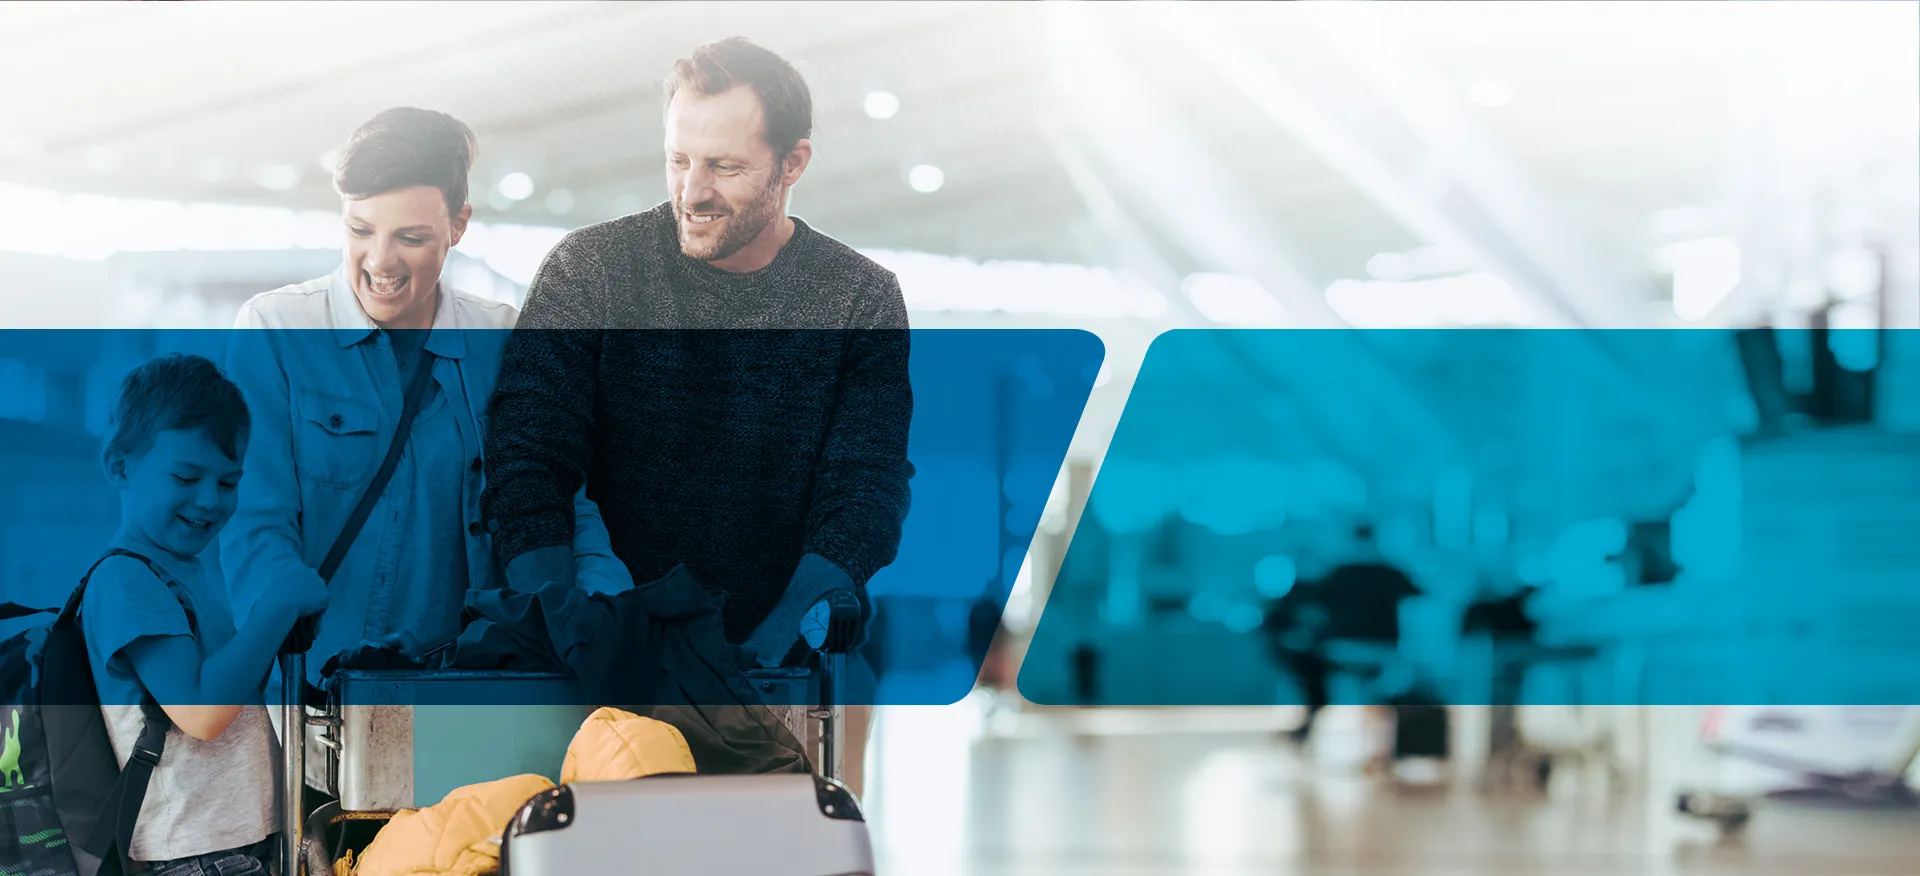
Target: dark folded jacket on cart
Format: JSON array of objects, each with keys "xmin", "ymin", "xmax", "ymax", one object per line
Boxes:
[{"xmin": 321, "ymin": 564, "xmax": 809, "ymax": 776}]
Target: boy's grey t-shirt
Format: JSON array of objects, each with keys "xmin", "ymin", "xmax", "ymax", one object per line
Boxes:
[{"xmin": 81, "ymin": 535, "xmax": 278, "ymax": 862}]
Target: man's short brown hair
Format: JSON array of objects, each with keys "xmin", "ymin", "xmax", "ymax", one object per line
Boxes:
[{"xmin": 665, "ymin": 37, "xmax": 813, "ymax": 156}]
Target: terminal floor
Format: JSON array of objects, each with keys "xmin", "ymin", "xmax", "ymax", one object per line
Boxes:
[{"xmin": 862, "ymin": 703, "xmax": 1920, "ymax": 876}]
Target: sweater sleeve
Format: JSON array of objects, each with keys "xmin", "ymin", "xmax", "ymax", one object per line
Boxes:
[
  {"xmin": 482, "ymin": 235, "xmax": 605, "ymax": 568},
  {"xmin": 801, "ymin": 275, "xmax": 915, "ymax": 586}
]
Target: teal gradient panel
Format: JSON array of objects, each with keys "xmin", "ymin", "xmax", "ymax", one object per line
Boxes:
[{"xmin": 1022, "ymin": 328, "xmax": 1920, "ymax": 706}]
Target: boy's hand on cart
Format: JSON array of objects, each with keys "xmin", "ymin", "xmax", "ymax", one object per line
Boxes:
[
  {"xmin": 270, "ymin": 575, "xmax": 329, "ymax": 653},
  {"xmin": 288, "ymin": 576, "xmax": 330, "ymax": 618}
]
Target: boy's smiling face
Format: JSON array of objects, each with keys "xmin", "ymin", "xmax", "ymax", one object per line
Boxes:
[{"xmin": 110, "ymin": 427, "xmax": 247, "ymax": 558}]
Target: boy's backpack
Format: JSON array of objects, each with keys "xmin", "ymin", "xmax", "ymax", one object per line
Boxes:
[{"xmin": 1, "ymin": 549, "xmax": 196, "ymax": 876}]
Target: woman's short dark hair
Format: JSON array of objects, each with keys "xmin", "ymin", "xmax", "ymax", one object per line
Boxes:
[
  {"xmin": 105, "ymin": 354, "xmax": 250, "ymax": 463},
  {"xmin": 665, "ymin": 37, "xmax": 813, "ymax": 157},
  {"xmin": 333, "ymin": 107, "xmax": 477, "ymax": 216}
]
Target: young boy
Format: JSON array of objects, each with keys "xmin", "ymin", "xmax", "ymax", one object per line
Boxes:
[{"xmin": 83, "ymin": 353, "xmax": 327, "ymax": 875}]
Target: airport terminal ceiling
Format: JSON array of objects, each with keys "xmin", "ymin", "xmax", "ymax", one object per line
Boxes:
[{"xmin": 0, "ymin": 1, "xmax": 1911, "ymax": 290}]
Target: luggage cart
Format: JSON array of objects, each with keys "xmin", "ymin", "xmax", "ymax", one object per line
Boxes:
[
  {"xmin": 1675, "ymin": 706, "xmax": 1920, "ymax": 838},
  {"xmin": 276, "ymin": 642, "xmax": 857, "ymax": 875}
]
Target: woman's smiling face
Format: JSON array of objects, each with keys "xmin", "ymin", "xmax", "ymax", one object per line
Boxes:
[{"xmin": 343, "ymin": 184, "xmax": 469, "ymax": 330}]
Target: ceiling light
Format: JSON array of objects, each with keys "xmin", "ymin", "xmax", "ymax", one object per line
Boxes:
[
  {"xmin": 255, "ymin": 164, "xmax": 301, "ymax": 192},
  {"xmin": 83, "ymin": 147, "xmax": 116, "ymax": 173},
  {"xmin": 1326, "ymin": 273, "xmax": 1532, "ymax": 327},
  {"xmin": 0, "ymin": 136, "xmax": 43, "ymax": 161},
  {"xmin": 1405, "ymin": 244, "xmax": 1470, "ymax": 277},
  {"xmin": 1183, "ymin": 273, "xmax": 1285, "ymax": 325},
  {"xmin": 1659, "ymin": 236, "xmax": 1741, "ymax": 322},
  {"xmin": 1467, "ymin": 79, "xmax": 1514, "ymax": 108},
  {"xmin": 544, "ymin": 188, "xmax": 575, "ymax": 215},
  {"xmin": 1649, "ymin": 205, "xmax": 1713, "ymax": 239},
  {"xmin": 1366, "ymin": 251, "xmax": 1412, "ymax": 282},
  {"xmin": 907, "ymin": 164, "xmax": 944, "ymax": 194},
  {"xmin": 863, "ymin": 91, "xmax": 900, "ymax": 120},
  {"xmin": 497, "ymin": 172, "xmax": 535, "ymax": 202}
]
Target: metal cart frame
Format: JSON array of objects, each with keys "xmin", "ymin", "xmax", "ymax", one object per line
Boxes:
[{"xmin": 276, "ymin": 648, "xmax": 852, "ymax": 876}]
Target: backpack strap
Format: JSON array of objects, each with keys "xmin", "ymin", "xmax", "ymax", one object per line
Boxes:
[
  {"xmin": 100, "ymin": 549, "xmax": 200, "ymax": 640},
  {"xmin": 56, "ymin": 553, "xmax": 122, "ymax": 626},
  {"xmin": 0, "ymin": 601, "xmax": 54, "ymax": 621},
  {"xmin": 88, "ymin": 700, "xmax": 169, "ymax": 874},
  {"xmin": 67, "ymin": 549, "xmax": 200, "ymax": 874},
  {"xmin": 63, "ymin": 549, "xmax": 201, "ymax": 637}
]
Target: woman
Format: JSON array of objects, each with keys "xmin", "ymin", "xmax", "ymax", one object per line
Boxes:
[{"xmin": 222, "ymin": 106, "xmax": 630, "ymax": 682}]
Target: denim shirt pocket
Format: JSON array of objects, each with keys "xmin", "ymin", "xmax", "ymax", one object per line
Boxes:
[{"xmin": 295, "ymin": 388, "xmax": 383, "ymax": 491}]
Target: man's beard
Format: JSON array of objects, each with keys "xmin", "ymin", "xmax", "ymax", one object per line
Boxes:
[{"xmin": 678, "ymin": 170, "xmax": 784, "ymax": 263}]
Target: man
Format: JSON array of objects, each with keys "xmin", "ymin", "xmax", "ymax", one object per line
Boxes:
[{"xmin": 480, "ymin": 37, "xmax": 911, "ymax": 795}]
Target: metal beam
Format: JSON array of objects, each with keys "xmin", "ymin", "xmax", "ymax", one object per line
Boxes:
[
  {"xmin": 1039, "ymin": 2, "xmax": 1466, "ymax": 474},
  {"xmin": 1042, "ymin": 116, "xmax": 1300, "ymax": 464},
  {"xmin": 1140, "ymin": 3, "xmax": 1634, "ymax": 328},
  {"xmin": 1133, "ymin": 2, "xmax": 1709, "ymax": 433},
  {"xmin": 1043, "ymin": 110, "xmax": 1450, "ymax": 494}
]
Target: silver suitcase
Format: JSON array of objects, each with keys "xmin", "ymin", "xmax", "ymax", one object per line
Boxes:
[{"xmin": 498, "ymin": 773, "xmax": 874, "ymax": 876}]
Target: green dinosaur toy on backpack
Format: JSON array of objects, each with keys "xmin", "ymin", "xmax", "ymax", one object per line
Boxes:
[{"xmin": 1, "ymin": 550, "xmax": 193, "ymax": 876}]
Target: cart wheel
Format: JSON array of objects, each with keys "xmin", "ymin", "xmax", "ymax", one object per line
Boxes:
[
  {"xmin": 299, "ymin": 801, "xmax": 393, "ymax": 875},
  {"xmin": 301, "ymin": 803, "xmax": 341, "ymax": 876},
  {"xmin": 299, "ymin": 834, "xmax": 329, "ymax": 876},
  {"xmin": 1713, "ymin": 808, "xmax": 1752, "ymax": 838}
]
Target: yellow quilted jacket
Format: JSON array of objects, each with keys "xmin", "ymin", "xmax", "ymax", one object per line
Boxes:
[{"xmin": 343, "ymin": 708, "xmax": 696, "ymax": 876}]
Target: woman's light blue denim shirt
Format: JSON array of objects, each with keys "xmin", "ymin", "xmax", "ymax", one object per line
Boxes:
[{"xmin": 222, "ymin": 264, "xmax": 631, "ymax": 678}]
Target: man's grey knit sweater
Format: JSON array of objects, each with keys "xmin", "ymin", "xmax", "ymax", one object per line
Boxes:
[{"xmin": 481, "ymin": 202, "xmax": 913, "ymax": 643}]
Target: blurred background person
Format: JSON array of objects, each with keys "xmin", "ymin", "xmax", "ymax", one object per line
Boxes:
[{"xmin": 1264, "ymin": 523, "xmax": 1423, "ymax": 746}]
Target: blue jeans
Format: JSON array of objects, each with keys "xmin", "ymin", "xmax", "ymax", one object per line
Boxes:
[{"xmin": 143, "ymin": 843, "xmax": 270, "ymax": 876}]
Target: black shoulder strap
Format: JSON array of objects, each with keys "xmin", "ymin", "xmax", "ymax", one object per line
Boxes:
[
  {"xmin": 88, "ymin": 699, "xmax": 169, "ymax": 873},
  {"xmin": 57, "ymin": 553, "xmax": 125, "ymax": 626},
  {"xmin": 61, "ymin": 549, "xmax": 200, "ymax": 634},
  {"xmin": 285, "ymin": 345, "xmax": 438, "ymax": 655},
  {"xmin": 66, "ymin": 549, "xmax": 198, "ymax": 874},
  {"xmin": 319, "ymin": 345, "xmax": 439, "ymax": 583}
]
